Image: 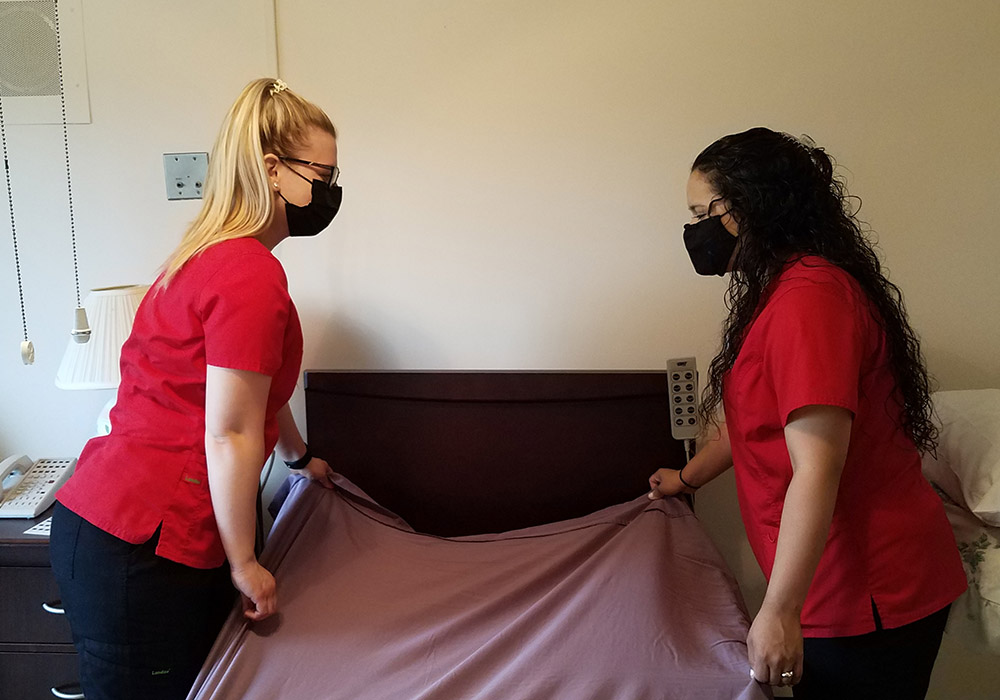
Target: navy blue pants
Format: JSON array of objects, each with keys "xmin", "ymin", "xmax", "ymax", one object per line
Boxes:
[
  {"xmin": 793, "ymin": 604, "xmax": 950, "ymax": 699},
  {"xmin": 50, "ymin": 502, "xmax": 235, "ymax": 700}
]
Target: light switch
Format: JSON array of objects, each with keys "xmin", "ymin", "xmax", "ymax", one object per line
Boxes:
[{"xmin": 163, "ymin": 152, "xmax": 208, "ymax": 200}]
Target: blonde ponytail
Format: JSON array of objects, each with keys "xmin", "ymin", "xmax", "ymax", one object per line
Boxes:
[{"xmin": 157, "ymin": 78, "xmax": 336, "ymax": 288}]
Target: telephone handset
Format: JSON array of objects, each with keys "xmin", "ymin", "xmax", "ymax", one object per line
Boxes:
[{"xmin": 0, "ymin": 455, "xmax": 76, "ymax": 518}]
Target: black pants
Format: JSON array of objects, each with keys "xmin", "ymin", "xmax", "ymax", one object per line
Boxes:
[
  {"xmin": 793, "ymin": 604, "xmax": 950, "ymax": 699},
  {"xmin": 50, "ymin": 502, "xmax": 236, "ymax": 700}
]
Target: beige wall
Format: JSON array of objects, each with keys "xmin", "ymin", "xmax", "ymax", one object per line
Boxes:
[
  {"xmin": 0, "ymin": 0, "xmax": 278, "ymax": 457},
  {"xmin": 277, "ymin": 0, "xmax": 1000, "ymax": 391},
  {"xmin": 0, "ymin": 1, "xmax": 996, "ymax": 697}
]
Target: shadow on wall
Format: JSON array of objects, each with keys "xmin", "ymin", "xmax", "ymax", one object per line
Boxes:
[
  {"xmin": 924, "ymin": 344, "xmax": 1000, "ymax": 393},
  {"xmin": 297, "ymin": 306, "xmax": 446, "ymax": 370}
]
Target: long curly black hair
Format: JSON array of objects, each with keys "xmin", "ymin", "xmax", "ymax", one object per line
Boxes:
[{"xmin": 692, "ymin": 127, "xmax": 937, "ymax": 453}]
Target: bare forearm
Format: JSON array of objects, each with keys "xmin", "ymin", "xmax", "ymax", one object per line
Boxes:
[
  {"xmin": 649, "ymin": 422, "xmax": 734, "ymax": 497},
  {"xmin": 274, "ymin": 404, "xmax": 307, "ymax": 463},
  {"xmin": 763, "ymin": 466, "xmax": 840, "ymax": 614},
  {"xmin": 764, "ymin": 405, "xmax": 852, "ymax": 614},
  {"xmin": 680, "ymin": 423, "xmax": 734, "ymax": 486},
  {"xmin": 206, "ymin": 433, "xmax": 265, "ymax": 570}
]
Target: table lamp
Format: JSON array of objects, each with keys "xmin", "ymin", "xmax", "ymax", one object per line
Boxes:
[{"xmin": 55, "ymin": 284, "xmax": 148, "ymax": 435}]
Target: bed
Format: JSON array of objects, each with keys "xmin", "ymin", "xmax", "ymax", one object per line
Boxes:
[
  {"xmin": 921, "ymin": 389, "xmax": 1000, "ymax": 656},
  {"xmin": 187, "ymin": 371, "xmax": 771, "ymax": 700}
]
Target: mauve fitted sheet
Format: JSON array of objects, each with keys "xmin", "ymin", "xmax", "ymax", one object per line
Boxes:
[{"xmin": 188, "ymin": 475, "xmax": 771, "ymax": 700}]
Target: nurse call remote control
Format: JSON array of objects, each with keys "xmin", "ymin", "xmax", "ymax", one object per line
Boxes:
[{"xmin": 667, "ymin": 357, "xmax": 699, "ymax": 441}]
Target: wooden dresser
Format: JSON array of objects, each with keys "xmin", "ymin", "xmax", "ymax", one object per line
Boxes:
[{"xmin": 0, "ymin": 508, "xmax": 83, "ymax": 699}]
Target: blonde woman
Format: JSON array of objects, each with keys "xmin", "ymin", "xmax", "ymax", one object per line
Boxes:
[{"xmin": 50, "ymin": 78, "xmax": 340, "ymax": 700}]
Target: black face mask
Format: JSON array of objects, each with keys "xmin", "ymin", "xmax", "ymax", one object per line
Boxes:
[
  {"xmin": 280, "ymin": 178, "xmax": 342, "ymax": 237},
  {"xmin": 683, "ymin": 216, "xmax": 737, "ymax": 276}
]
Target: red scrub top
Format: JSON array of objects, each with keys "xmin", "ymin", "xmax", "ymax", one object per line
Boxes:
[
  {"xmin": 724, "ymin": 255, "xmax": 965, "ymax": 637},
  {"xmin": 57, "ymin": 237, "xmax": 303, "ymax": 569}
]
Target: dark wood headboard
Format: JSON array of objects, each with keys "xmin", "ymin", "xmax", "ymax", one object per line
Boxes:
[{"xmin": 304, "ymin": 371, "xmax": 686, "ymax": 536}]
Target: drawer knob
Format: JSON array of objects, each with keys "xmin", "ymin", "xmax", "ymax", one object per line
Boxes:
[
  {"xmin": 51, "ymin": 683, "xmax": 85, "ymax": 699},
  {"xmin": 42, "ymin": 598, "xmax": 66, "ymax": 615}
]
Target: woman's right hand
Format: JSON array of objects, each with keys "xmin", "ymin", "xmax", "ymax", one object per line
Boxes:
[
  {"xmin": 648, "ymin": 468, "xmax": 691, "ymax": 499},
  {"xmin": 230, "ymin": 560, "xmax": 277, "ymax": 621}
]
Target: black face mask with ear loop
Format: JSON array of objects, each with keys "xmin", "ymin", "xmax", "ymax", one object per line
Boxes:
[
  {"xmin": 280, "ymin": 178, "xmax": 342, "ymax": 237},
  {"xmin": 683, "ymin": 216, "xmax": 738, "ymax": 276}
]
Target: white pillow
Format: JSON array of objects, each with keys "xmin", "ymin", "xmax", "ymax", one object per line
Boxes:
[{"xmin": 923, "ymin": 389, "xmax": 1000, "ymax": 527}]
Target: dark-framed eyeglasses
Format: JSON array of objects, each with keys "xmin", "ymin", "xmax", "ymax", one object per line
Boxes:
[
  {"xmin": 278, "ymin": 156, "xmax": 340, "ymax": 188},
  {"xmin": 691, "ymin": 196, "xmax": 724, "ymax": 223}
]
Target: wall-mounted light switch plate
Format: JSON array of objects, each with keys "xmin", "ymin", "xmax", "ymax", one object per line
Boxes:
[{"xmin": 163, "ymin": 152, "xmax": 208, "ymax": 200}]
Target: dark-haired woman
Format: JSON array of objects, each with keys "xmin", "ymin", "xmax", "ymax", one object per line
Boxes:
[{"xmin": 648, "ymin": 127, "xmax": 965, "ymax": 700}]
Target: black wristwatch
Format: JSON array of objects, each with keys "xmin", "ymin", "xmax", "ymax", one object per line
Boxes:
[{"xmin": 284, "ymin": 447, "xmax": 313, "ymax": 470}]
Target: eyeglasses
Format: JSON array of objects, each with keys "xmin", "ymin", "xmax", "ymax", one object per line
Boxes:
[
  {"xmin": 278, "ymin": 156, "xmax": 340, "ymax": 188},
  {"xmin": 691, "ymin": 197, "xmax": 724, "ymax": 223}
]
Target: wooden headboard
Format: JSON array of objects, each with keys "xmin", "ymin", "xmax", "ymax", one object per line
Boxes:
[{"xmin": 304, "ymin": 371, "xmax": 686, "ymax": 536}]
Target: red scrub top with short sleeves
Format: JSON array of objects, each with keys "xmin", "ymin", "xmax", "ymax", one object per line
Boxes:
[
  {"xmin": 723, "ymin": 255, "xmax": 965, "ymax": 637},
  {"xmin": 57, "ymin": 237, "xmax": 303, "ymax": 569}
]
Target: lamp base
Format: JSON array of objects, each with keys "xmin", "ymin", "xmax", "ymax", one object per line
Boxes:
[{"xmin": 96, "ymin": 396, "xmax": 116, "ymax": 436}]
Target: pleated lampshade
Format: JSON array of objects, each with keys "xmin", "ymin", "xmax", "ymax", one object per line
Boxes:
[{"xmin": 55, "ymin": 284, "xmax": 148, "ymax": 390}]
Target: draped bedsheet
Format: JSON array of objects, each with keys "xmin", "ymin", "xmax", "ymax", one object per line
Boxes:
[{"xmin": 188, "ymin": 474, "xmax": 771, "ymax": 700}]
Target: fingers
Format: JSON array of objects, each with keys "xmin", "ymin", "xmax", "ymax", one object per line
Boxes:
[
  {"xmin": 234, "ymin": 563, "xmax": 277, "ymax": 621},
  {"xmin": 314, "ymin": 470, "xmax": 336, "ymax": 490},
  {"xmin": 242, "ymin": 586, "xmax": 276, "ymax": 621},
  {"xmin": 647, "ymin": 472, "xmax": 663, "ymax": 500},
  {"xmin": 747, "ymin": 605, "xmax": 803, "ymax": 687},
  {"xmin": 305, "ymin": 458, "xmax": 337, "ymax": 490},
  {"xmin": 749, "ymin": 664, "xmax": 770, "ymax": 685},
  {"xmin": 793, "ymin": 656, "xmax": 803, "ymax": 685},
  {"xmin": 749, "ymin": 663, "xmax": 801, "ymax": 687},
  {"xmin": 241, "ymin": 592, "xmax": 270, "ymax": 621},
  {"xmin": 748, "ymin": 642, "xmax": 800, "ymax": 687},
  {"xmin": 775, "ymin": 667, "xmax": 798, "ymax": 687},
  {"xmin": 244, "ymin": 605, "xmax": 273, "ymax": 621}
]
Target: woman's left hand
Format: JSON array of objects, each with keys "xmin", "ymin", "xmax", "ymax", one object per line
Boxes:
[
  {"xmin": 298, "ymin": 456, "xmax": 336, "ymax": 490},
  {"xmin": 747, "ymin": 603, "xmax": 803, "ymax": 687}
]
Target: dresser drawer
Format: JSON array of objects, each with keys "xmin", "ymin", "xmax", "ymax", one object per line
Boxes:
[
  {"xmin": 0, "ymin": 651, "xmax": 82, "ymax": 700},
  {"xmin": 0, "ymin": 567, "xmax": 74, "ymax": 645}
]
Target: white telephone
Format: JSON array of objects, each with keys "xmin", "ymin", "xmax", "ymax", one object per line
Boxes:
[{"xmin": 0, "ymin": 455, "xmax": 77, "ymax": 518}]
